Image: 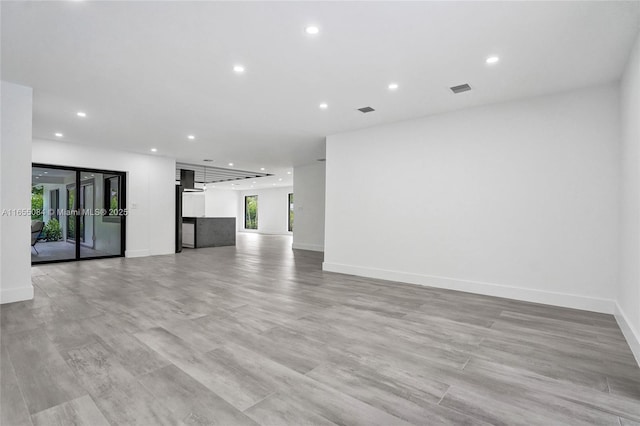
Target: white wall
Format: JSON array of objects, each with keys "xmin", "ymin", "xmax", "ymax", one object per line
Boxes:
[
  {"xmin": 205, "ymin": 187, "xmax": 238, "ymax": 218},
  {"xmin": 618, "ymin": 31, "xmax": 640, "ymax": 363},
  {"xmin": 1, "ymin": 81, "xmax": 33, "ymax": 304},
  {"xmin": 182, "ymin": 192, "xmax": 205, "ymax": 217},
  {"xmin": 32, "ymin": 140, "xmax": 176, "ymax": 258},
  {"xmin": 182, "ymin": 188, "xmax": 238, "ymax": 220},
  {"xmin": 292, "ymin": 162, "xmax": 326, "ymax": 251},
  {"xmin": 237, "ymin": 186, "xmax": 293, "ymax": 235},
  {"xmin": 325, "ymin": 84, "xmax": 620, "ymax": 314}
]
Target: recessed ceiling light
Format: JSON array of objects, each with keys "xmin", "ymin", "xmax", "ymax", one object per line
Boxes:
[
  {"xmin": 35, "ymin": 176, "xmax": 39, "ymax": 179},
  {"xmin": 305, "ymin": 26, "xmax": 320, "ymax": 35},
  {"xmin": 44, "ymin": 172, "xmax": 48, "ymax": 174},
  {"xmin": 55, "ymin": 132, "xmax": 63, "ymax": 137},
  {"xmin": 76, "ymin": 111, "xmax": 87, "ymax": 117},
  {"xmin": 287, "ymin": 171, "xmax": 291, "ymax": 174},
  {"xmin": 388, "ymin": 83, "xmax": 399, "ymax": 90},
  {"xmin": 260, "ymin": 167, "xmax": 265, "ymax": 171},
  {"xmin": 228, "ymin": 162, "xmax": 234, "ymax": 166},
  {"xmin": 278, "ymin": 178, "xmax": 283, "ymax": 181},
  {"xmin": 150, "ymin": 148, "xmax": 157, "ymax": 152},
  {"xmin": 486, "ymin": 56, "xmax": 500, "ymax": 64},
  {"xmin": 187, "ymin": 135, "xmax": 195, "ymax": 140},
  {"xmin": 319, "ymin": 103, "xmax": 328, "ymax": 109},
  {"xmin": 233, "ymin": 65, "xmax": 245, "ymax": 73}
]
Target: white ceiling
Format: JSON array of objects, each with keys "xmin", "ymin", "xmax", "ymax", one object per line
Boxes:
[{"xmin": 3, "ymin": 1, "xmax": 640, "ymax": 189}]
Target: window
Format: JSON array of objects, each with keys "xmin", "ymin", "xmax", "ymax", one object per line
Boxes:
[
  {"xmin": 31, "ymin": 185, "xmax": 44, "ymax": 221},
  {"xmin": 50, "ymin": 189, "xmax": 59, "ymax": 221},
  {"xmin": 288, "ymin": 193, "xmax": 294, "ymax": 232},
  {"xmin": 103, "ymin": 175, "xmax": 121, "ymax": 222},
  {"xmin": 245, "ymin": 195, "xmax": 258, "ymax": 229}
]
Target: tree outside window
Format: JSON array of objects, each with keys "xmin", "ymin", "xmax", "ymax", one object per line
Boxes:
[
  {"xmin": 288, "ymin": 193, "xmax": 294, "ymax": 232},
  {"xmin": 245, "ymin": 195, "xmax": 258, "ymax": 229}
]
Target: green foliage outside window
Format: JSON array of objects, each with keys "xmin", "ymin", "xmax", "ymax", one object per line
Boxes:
[
  {"xmin": 245, "ymin": 195, "xmax": 258, "ymax": 229},
  {"xmin": 288, "ymin": 193, "xmax": 294, "ymax": 232},
  {"xmin": 43, "ymin": 218, "xmax": 62, "ymax": 241},
  {"xmin": 31, "ymin": 186, "xmax": 43, "ymax": 220}
]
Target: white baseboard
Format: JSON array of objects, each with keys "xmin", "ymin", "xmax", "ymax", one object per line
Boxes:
[
  {"xmin": 0, "ymin": 285, "xmax": 34, "ymax": 304},
  {"xmin": 615, "ymin": 303, "xmax": 640, "ymax": 367},
  {"xmin": 125, "ymin": 249, "xmax": 150, "ymax": 258},
  {"xmin": 239, "ymin": 230, "xmax": 292, "ymax": 236},
  {"xmin": 322, "ymin": 262, "xmax": 615, "ymax": 314},
  {"xmin": 293, "ymin": 242, "xmax": 324, "ymax": 252}
]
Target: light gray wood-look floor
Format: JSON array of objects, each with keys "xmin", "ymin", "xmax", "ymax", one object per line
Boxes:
[{"xmin": 2, "ymin": 233, "xmax": 639, "ymax": 426}]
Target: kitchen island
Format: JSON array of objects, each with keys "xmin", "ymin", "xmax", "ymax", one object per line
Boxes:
[{"xmin": 182, "ymin": 217, "xmax": 236, "ymax": 248}]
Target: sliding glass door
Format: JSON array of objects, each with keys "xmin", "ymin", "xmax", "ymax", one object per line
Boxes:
[
  {"xmin": 31, "ymin": 166, "xmax": 76, "ymax": 262},
  {"xmin": 31, "ymin": 164, "xmax": 126, "ymax": 264},
  {"xmin": 79, "ymin": 170, "xmax": 123, "ymax": 259}
]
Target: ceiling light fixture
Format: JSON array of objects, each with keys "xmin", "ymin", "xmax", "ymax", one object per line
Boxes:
[
  {"xmin": 486, "ymin": 56, "xmax": 500, "ymax": 64},
  {"xmin": 287, "ymin": 171, "xmax": 291, "ymax": 174},
  {"xmin": 55, "ymin": 132, "xmax": 63, "ymax": 137},
  {"xmin": 319, "ymin": 103, "xmax": 328, "ymax": 109},
  {"xmin": 305, "ymin": 26, "xmax": 320, "ymax": 35},
  {"xmin": 187, "ymin": 135, "xmax": 195, "ymax": 140},
  {"xmin": 233, "ymin": 65, "xmax": 245, "ymax": 73},
  {"xmin": 228, "ymin": 162, "xmax": 234, "ymax": 167},
  {"xmin": 76, "ymin": 111, "xmax": 87, "ymax": 117},
  {"xmin": 260, "ymin": 167, "xmax": 265, "ymax": 171},
  {"xmin": 150, "ymin": 148, "xmax": 158, "ymax": 152},
  {"xmin": 388, "ymin": 83, "xmax": 399, "ymax": 90}
]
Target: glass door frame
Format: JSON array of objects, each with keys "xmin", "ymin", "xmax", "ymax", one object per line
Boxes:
[{"xmin": 32, "ymin": 163, "xmax": 127, "ymax": 265}]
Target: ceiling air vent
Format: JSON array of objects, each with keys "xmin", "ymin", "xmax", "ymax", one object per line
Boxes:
[
  {"xmin": 450, "ymin": 84, "xmax": 471, "ymax": 94},
  {"xmin": 357, "ymin": 106, "xmax": 375, "ymax": 113}
]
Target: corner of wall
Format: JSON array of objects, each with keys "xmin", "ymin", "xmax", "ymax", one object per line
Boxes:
[
  {"xmin": 0, "ymin": 285, "xmax": 34, "ymax": 304},
  {"xmin": 615, "ymin": 303, "xmax": 640, "ymax": 366}
]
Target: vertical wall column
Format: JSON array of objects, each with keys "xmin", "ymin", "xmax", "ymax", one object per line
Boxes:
[
  {"xmin": 292, "ymin": 161, "xmax": 326, "ymax": 251},
  {"xmin": 0, "ymin": 81, "xmax": 34, "ymax": 303}
]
